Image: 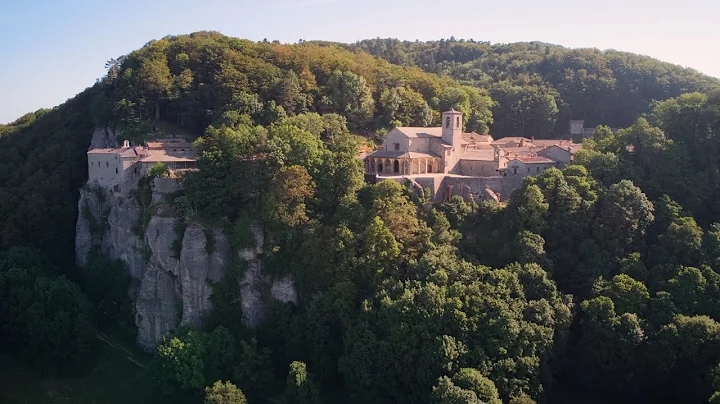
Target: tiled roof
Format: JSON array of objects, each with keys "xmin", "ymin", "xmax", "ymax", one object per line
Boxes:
[
  {"xmin": 366, "ymin": 150, "xmax": 440, "ymax": 159},
  {"xmin": 140, "ymin": 149, "xmax": 196, "ymax": 163},
  {"xmin": 146, "ymin": 141, "xmax": 194, "ymax": 150},
  {"xmin": 88, "ymin": 146, "xmax": 145, "ymax": 157},
  {"xmin": 491, "ymin": 137, "xmax": 532, "ymax": 144},
  {"xmin": 511, "ymin": 156, "xmax": 556, "ymax": 164},
  {"xmin": 460, "ymin": 150, "xmax": 495, "ymax": 161},
  {"xmin": 462, "ymin": 132, "xmax": 493, "ymax": 143},
  {"xmin": 394, "ymin": 127, "xmax": 443, "ymax": 138}
]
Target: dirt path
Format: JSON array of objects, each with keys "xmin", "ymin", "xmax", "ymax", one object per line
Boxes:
[{"xmin": 95, "ymin": 330, "xmax": 146, "ymax": 368}]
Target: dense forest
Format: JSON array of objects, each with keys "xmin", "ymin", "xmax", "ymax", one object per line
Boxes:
[
  {"xmin": 2, "ymin": 32, "xmax": 720, "ymax": 403},
  {"xmin": 346, "ymin": 38, "xmax": 720, "ymax": 138}
]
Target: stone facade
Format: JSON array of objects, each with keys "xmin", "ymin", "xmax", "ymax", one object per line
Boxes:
[
  {"xmin": 87, "ymin": 139, "xmax": 197, "ymax": 189},
  {"xmin": 78, "ymin": 130, "xmax": 295, "ymax": 350},
  {"xmin": 365, "ymin": 110, "xmax": 583, "ymax": 202}
]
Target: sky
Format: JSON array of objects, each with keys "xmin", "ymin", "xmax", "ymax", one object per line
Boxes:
[{"xmin": 1, "ymin": 0, "xmax": 719, "ymax": 123}]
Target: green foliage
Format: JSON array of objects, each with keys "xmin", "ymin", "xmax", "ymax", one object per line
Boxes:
[
  {"xmin": 77, "ymin": 252, "xmax": 134, "ymax": 331},
  {"xmin": 286, "ymin": 361, "xmax": 322, "ymax": 404},
  {"xmin": 204, "ymin": 380, "xmax": 247, "ymax": 404},
  {"xmin": 0, "ymin": 247, "xmax": 96, "ymax": 374},
  {"xmin": 7, "ymin": 31, "xmax": 720, "ymax": 404},
  {"xmin": 152, "ymin": 326, "xmax": 272, "ymax": 398},
  {"xmin": 148, "ymin": 162, "xmax": 170, "ymax": 178},
  {"xmin": 351, "ymin": 38, "xmax": 720, "ymax": 137},
  {"xmin": 451, "ymin": 368, "xmax": 502, "ymax": 404},
  {"xmin": 0, "ymin": 88, "xmax": 97, "ymax": 266}
]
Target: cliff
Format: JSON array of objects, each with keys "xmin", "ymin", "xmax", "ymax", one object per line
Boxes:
[{"xmin": 75, "ymin": 133, "xmax": 297, "ymax": 350}]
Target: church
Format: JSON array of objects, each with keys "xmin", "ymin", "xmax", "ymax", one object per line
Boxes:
[{"xmin": 364, "ymin": 109, "xmax": 581, "ymax": 179}]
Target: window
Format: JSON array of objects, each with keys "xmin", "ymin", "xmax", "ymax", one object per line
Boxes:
[
  {"xmin": 445, "ymin": 117, "xmax": 450, "ymax": 128},
  {"xmin": 116, "ymin": 168, "xmax": 118, "ymax": 174},
  {"xmin": 527, "ymin": 167, "xmax": 530, "ymax": 173},
  {"xmin": 536, "ymin": 167, "xmax": 540, "ymax": 173},
  {"xmin": 106, "ymin": 161, "xmax": 109, "ymax": 168},
  {"xmin": 394, "ymin": 143, "xmax": 400, "ymax": 151},
  {"xmin": 456, "ymin": 116, "xmax": 460, "ymax": 128}
]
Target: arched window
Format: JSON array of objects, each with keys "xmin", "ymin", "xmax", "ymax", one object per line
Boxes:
[
  {"xmin": 393, "ymin": 160, "xmax": 400, "ymax": 173},
  {"xmin": 116, "ymin": 167, "xmax": 118, "ymax": 174},
  {"xmin": 394, "ymin": 143, "xmax": 400, "ymax": 151},
  {"xmin": 456, "ymin": 116, "xmax": 460, "ymax": 128},
  {"xmin": 445, "ymin": 117, "xmax": 450, "ymax": 128},
  {"xmin": 106, "ymin": 161, "xmax": 109, "ymax": 168}
]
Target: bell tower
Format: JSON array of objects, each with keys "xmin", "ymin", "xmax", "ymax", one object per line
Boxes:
[{"xmin": 441, "ymin": 109, "xmax": 463, "ymax": 145}]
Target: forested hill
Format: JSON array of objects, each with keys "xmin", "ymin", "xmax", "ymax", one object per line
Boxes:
[
  {"xmin": 5, "ymin": 31, "xmax": 720, "ymax": 404},
  {"xmin": 346, "ymin": 38, "xmax": 720, "ymax": 138},
  {"xmin": 0, "ymin": 31, "xmax": 494, "ymax": 265}
]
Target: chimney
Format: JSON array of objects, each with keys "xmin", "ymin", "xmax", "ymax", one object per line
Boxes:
[{"xmin": 519, "ymin": 138, "xmax": 525, "ymax": 147}]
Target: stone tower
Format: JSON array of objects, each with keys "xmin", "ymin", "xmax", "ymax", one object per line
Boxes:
[{"xmin": 441, "ymin": 109, "xmax": 463, "ymax": 146}]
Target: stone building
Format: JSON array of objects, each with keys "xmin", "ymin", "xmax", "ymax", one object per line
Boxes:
[
  {"xmin": 569, "ymin": 119, "xmax": 619, "ymax": 138},
  {"xmin": 87, "ymin": 139, "xmax": 197, "ymax": 188},
  {"xmin": 364, "ymin": 109, "xmax": 581, "ymax": 179},
  {"xmin": 363, "ymin": 109, "xmax": 582, "ymax": 202}
]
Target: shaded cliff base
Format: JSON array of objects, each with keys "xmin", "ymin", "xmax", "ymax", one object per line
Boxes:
[{"xmin": 75, "ymin": 176, "xmax": 297, "ymax": 350}]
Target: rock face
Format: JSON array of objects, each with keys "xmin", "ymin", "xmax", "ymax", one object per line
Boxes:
[{"xmin": 75, "ymin": 128, "xmax": 297, "ymax": 350}]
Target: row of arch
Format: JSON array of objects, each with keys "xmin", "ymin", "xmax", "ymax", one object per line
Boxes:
[{"xmin": 366, "ymin": 158, "xmax": 442, "ymax": 175}]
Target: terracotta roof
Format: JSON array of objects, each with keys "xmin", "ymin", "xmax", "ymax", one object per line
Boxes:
[
  {"xmin": 366, "ymin": 150, "xmax": 440, "ymax": 159},
  {"xmin": 393, "ymin": 127, "xmax": 443, "ymax": 138},
  {"xmin": 140, "ymin": 149, "xmax": 196, "ymax": 163},
  {"xmin": 462, "ymin": 132, "xmax": 493, "ymax": 143},
  {"xmin": 490, "ymin": 137, "xmax": 532, "ymax": 145},
  {"xmin": 146, "ymin": 141, "xmax": 194, "ymax": 150},
  {"xmin": 88, "ymin": 146, "xmax": 145, "ymax": 158},
  {"xmin": 511, "ymin": 156, "xmax": 556, "ymax": 164},
  {"xmin": 87, "ymin": 148, "xmax": 119, "ymax": 154}
]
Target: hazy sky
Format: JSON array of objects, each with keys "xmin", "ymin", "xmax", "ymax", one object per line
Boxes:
[{"xmin": 2, "ymin": 0, "xmax": 719, "ymax": 123}]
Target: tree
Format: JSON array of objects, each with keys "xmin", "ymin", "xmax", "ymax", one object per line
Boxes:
[
  {"xmin": 265, "ymin": 165, "xmax": 315, "ymax": 228},
  {"xmin": 321, "ymin": 70, "xmax": 374, "ymax": 130},
  {"xmin": 286, "ymin": 361, "xmax": 322, "ymax": 404},
  {"xmin": 451, "ymin": 368, "xmax": 502, "ymax": 404},
  {"xmin": 0, "ymin": 248, "xmax": 96, "ymax": 374},
  {"xmin": 592, "ymin": 274, "xmax": 649, "ymax": 315},
  {"xmin": 205, "ymin": 381, "xmax": 247, "ymax": 404},
  {"xmin": 430, "ymin": 376, "xmax": 480, "ymax": 404},
  {"xmin": 490, "ymin": 82, "xmax": 558, "ymax": 138},
  {"xmin": 593, "ymin": 180, "xmax": 654, "ymax": 256}
]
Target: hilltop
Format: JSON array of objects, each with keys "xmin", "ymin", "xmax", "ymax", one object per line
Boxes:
[
  {"xmin": 3, "ymin": 32, "xmax": 720, "ymax": 404},
  {"xmin": 346, "ymin": 38, "xmax": 720, "ymax": 137}
]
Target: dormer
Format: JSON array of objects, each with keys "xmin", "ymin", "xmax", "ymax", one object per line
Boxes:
[{"xmin": 441, "ymin": 109, "xmax": 463, "ymax": 146}]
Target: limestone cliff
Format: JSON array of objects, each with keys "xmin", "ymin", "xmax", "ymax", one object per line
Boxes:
[{"xmin": 76, "ymin": 133, "xmax": 297, "ymax": 350}]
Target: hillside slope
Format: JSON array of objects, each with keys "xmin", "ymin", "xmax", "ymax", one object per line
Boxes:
[
  {"xmin": 347, "ymin": 38, "xmax": 720, "ymax": 137},
  {"xmin": 0, "ymin": 32, "xmax": 491, "ymax": 265}
]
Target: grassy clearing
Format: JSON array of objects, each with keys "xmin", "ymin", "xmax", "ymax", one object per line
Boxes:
[{"xmin": 0, "ymin": 332, "xmax": 178, "ymax": 404}]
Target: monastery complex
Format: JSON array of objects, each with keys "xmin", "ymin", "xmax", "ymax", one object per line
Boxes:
[
  {"xmin": 364, "ymin": 109, "xmax": 582, "ymax": 202},
  {"xmin": 86, "ymin": 109, "xmax": 583, "ymax": 203},
  {"xmin": 87, "ymin": 139, "xmax": 196, "ymax": 188}
]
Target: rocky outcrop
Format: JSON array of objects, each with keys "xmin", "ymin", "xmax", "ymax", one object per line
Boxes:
[
  {"xmin": 76, "ymin": 130, "xmax": 297, "ymax": 350},
  {"xmin": 89, "ymin": 127, "xmax": 120, "ymax": 149}
]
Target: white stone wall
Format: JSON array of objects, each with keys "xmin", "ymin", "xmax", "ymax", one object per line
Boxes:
[
  {"xmin": 506, "ymin": 160, "xmax": 556, "ymax": 177},
  {"xmin": 459, "ymin": 160, "xmax": 500, "ymax": 176},
  {"xmin": 539, "ymin": 146, "xmax": 572, "ymax": 164},
  {"xmin": 88, "ymin": 153, "xmax": 124, "ymax": 188},
  {"xmin": 384, "ymin": 129, "xmax": 409, "ymax": 152},
  {"xmin": 408, "ymin": 138, "xmax": 430, "ymax": 152}
]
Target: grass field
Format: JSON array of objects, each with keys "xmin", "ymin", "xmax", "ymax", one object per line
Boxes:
[
  {"xmin": 0, "ymin": 331, "xmax": 179, "ymax": 404},
  {"xmin": 0, "ymin": 329, "xmax": 288, "ymax": 404}
]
